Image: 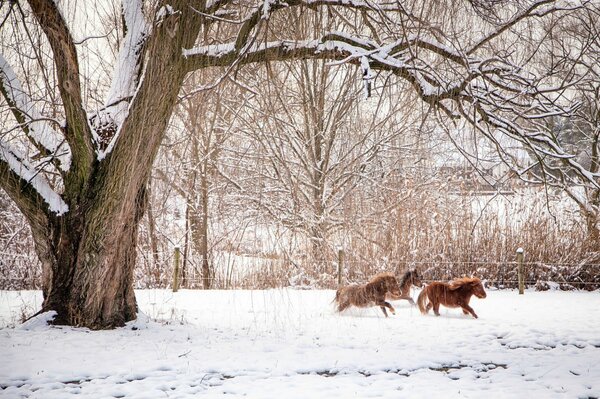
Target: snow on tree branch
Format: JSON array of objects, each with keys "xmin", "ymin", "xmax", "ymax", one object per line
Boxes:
[
  {"xmin": 93, "ymin": 0, "xmax": 150, "ymax": 160},
  {"xmin": 361, "ymin": 56, "xmax": 373, "ymax": 98},
  {"xmin": 0, "ymin": 140, "xmax": 68, "ymax": 215},
  {"xmin": 183, "ymin": 25, "xmax": 599, "ymax": 186},
  {"xmin": 0, "ymin": 54, "xmax": 71, "ymax": 172}
]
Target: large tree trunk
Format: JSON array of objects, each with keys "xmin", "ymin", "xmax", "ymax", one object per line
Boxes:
[{"xmin": 35, "ymin": 184, "xmax": 147, "ymax": 328}]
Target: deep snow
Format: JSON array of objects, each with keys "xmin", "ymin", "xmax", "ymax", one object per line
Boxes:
[{"xmin": 1, "ymin": 289, "xmax": 599, "ymax": 398}]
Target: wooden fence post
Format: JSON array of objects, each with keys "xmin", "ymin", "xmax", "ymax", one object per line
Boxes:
[
  {"xmin": 517, "ymin": 247, "xmax": 524, "ymax": 295},
  {"xmin": 337, "ymin": 247, "xmax": 344, "ymax": 286},
  {"xmin": 173, "ymin": 246, "xmax": 181, "ymax": 293}
]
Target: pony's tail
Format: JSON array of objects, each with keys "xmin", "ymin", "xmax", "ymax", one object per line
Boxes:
[{"xmin": 417, "ymin": 286, "xmax": 428, "ymax": 314}]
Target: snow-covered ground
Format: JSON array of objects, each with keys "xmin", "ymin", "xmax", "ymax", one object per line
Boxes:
[{"xmin": 1, "ymin": 289, "xmax": 599, "ymax": 398}]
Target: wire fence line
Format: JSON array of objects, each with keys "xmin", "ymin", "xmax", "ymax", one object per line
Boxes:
[
  {"xmin": 155, "ymin": 254, "xmax": 600, "ymax": 291},
  {"xmin": 166, "ymin": 277, "xmax": 600, "ymax": 286},
  {"xmin": 2, "ymin": 250, "xmax": 599, "ymax": 291},
  {"xmin": 364, "ymin": 260, "xmax": 600, "ymax": 267}
]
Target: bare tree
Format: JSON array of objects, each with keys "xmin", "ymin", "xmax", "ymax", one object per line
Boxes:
[
  {"xmin": 176, "ymin": 77, "xmax": 238, "ymax": 289},
  {"xmin": 539, "ymin": 5, "xmax": 600, "ymax": 242},
  {"xmin": 234, "ymin": 58, "xmax": 411, "ymax": 266}
]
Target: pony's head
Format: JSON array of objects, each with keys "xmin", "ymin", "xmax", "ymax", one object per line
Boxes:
[
  {"xmin": 373, "ymin": 273, "xmax": 401, "ymax": 297},
  {"xmin": 449, "ymin": 277, "xmax": 487, "ymax": 299},
  {"xmin": 408, "ymin": 269, "xmax": 423, "ymax": 288},
  {"xmin": 472, "ymin": 278, "xmax": 487, "ymax": 298}
]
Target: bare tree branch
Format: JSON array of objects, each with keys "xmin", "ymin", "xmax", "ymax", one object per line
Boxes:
[
  {"xmin": 27, "ymin": 0, "xmax": 94, "ymax": 199},
  {"xmin": 0, "ymin": 54, "xmax": 71, "ymax": 174}
]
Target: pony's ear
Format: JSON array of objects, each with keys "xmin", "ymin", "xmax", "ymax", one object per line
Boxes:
[{"xmin": 470, "ymin": 278, "xmax": 481, "ymax": 285}]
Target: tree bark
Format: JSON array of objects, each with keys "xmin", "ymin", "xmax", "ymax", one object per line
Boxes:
[
  {"xmin": 200, "ymin": 166, "xmax": 211, "ymax": 290},
  {"xmin": 182, "ymin": 200, "xmax": 190, "ymax": 289},
  {"xmin": 20, "ymin": 180, "xmax": 147, "ymax": 328},
  {"xmin": 188, "ymin": 137, "xmax": 212, "ymax": 290},
  {"xmin": 146, "ymin": 184, "xmax": 161, "ymax": 287}
]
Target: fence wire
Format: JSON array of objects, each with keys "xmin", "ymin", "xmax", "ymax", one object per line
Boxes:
[{"xmin": 2, "ymin": 251, "xmax": 599, "ymax": 291}]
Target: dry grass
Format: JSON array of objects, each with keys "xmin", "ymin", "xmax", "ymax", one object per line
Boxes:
[
  {"xmin": 248, "ymin": 188, "xmax": 600, "ymax": 291},
  {"xmin": 2, "ymin": 188, "xmax": 598, "ymax": 291}
]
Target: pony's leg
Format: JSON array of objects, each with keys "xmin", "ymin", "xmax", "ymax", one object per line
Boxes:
[
  {"xmin": 425, "ymin": 303, "xmax": 432, "ymax": 314},
  {"xmin": 407, "ymin": 297, "xmax": 416, "ymax": 306},
  {"xmin": 387, "ymin": 302, "xmax": 396, "ymax": 315},
  {"xmin": 377, "ymin": 301, "xmax": 395, "ymax": 317},
  {"xmin": 432, "ymin": 302, "xmax": 440, "ymax": 316},
  {"xmin": 462, "ymin": 305, "xmax": 478, "ymax": 319},
  {"xmin": 337, "ymin": 301, "xmax": 351, "ymax": 312}
]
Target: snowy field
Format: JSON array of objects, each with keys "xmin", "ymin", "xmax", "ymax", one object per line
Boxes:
[{"xmin": 1, "ymin": 289, "xmax": 600, "ymax": 398}]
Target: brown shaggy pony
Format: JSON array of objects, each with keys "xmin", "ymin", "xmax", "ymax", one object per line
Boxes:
[
  {"xmin": 334, "ymin": 273, "xmax": 401, "ymax": 317},
  {"xmin": 417, "ymin": 277, "xmax": 487, "ymax": 318},
  {"xmin": 386, "ymin": 269, "xmax": 423, "ymax": 305}
]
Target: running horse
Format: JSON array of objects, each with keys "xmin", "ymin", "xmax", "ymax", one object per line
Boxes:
[
  {"xmin": 386, "ymin": 269, "xmax": 423, "ymax": 305},
  {"xmin": 417, "ymin": 277, "xmax": 487, "ymax": 318},
  {"xmin": 334, "ymin": 272, "xmax": 401, "ymax": 317}
]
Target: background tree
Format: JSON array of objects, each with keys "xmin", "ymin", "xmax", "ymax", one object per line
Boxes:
[
  {"xmin": 235, "ymin": 59, "xmax": 409, "ymax": 267},
  {"xmin": 176, "ymin": 77, "xmax": 240, "ymax": 289},
  {"xmin": 542, "ymin": 5, "xmax": 600, "ymax": 242}
]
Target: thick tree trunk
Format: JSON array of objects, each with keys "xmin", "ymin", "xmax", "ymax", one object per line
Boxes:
[{"xmin": 34, "ymin": 184, "xmax": 147, "ymax": 329}]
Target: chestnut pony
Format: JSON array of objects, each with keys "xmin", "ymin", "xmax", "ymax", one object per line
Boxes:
[
  {"xmin": 334, "ymin": 272, "xmax": 401, "ymax": 317},
  {"xmin": 417, "ymin": 277, "xmax": 487, "ymax": 318},
  {"xmin": 386, "ymin": 269, "xmax": 423, "ymax": 305}
]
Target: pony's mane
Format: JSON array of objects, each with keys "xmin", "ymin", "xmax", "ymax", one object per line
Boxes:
[
  {"xmin": 369, "ymin": 272, "xmax": 395, "ymax": 283},
  {"xmin": 398, "ymin": 269, "xmax": 416, "ymax": 287},
  {"xmin": 449, "ymin": 277, "xmax": 481, "ymax": 289}
]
